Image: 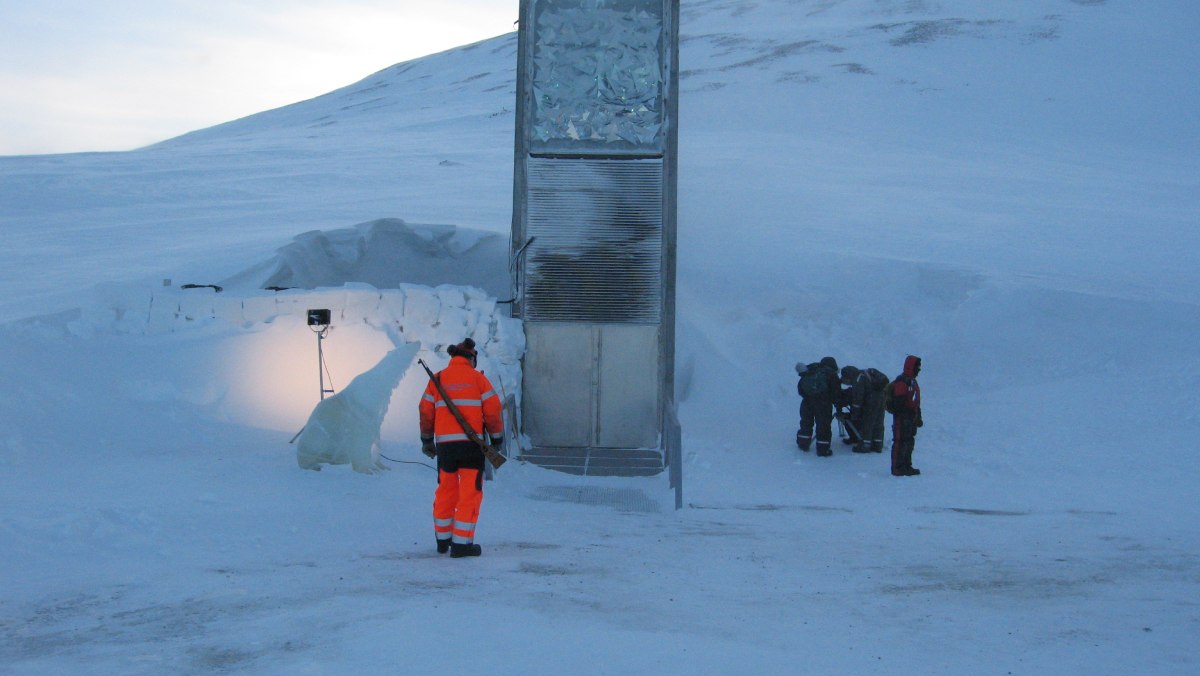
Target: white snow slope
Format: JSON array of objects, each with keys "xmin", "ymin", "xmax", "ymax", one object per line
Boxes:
[{"xmin": 2, "ymin": 1, "xmax": 1198, "ymax": 673}]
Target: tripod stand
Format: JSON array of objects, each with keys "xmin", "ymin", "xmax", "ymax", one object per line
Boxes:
[{"xmin": 290, "ymin": 309, "xmax": 334, "ymax": 444}]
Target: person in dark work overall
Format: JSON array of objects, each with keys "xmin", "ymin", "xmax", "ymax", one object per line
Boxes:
[
  {"xmin": 795, "ymin": 356, "xmax": 840, "ymax": 456},
  {"xmin": 840, "ymin": 365, "xmax": 890, "ymax": 453},
  {"xmin": 888, "ymin": 355, "xmax": 923, "ymax": 477}
]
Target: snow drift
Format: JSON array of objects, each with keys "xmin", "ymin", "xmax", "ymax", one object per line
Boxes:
[{"xmin": 219, "ymin": 217, "xmax": 511, "ymax": 300}]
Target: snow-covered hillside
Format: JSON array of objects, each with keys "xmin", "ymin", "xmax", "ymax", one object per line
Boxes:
[{"xmin": 1, "ymin": 1, "xmax": 1197, "ymax": 673}]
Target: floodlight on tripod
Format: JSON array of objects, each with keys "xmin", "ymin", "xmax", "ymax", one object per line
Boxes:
[{"xmin": 307, "ymin": 309, "xmax": 334, "ymax": 400}]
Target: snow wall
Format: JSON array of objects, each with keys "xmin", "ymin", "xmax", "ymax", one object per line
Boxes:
[{"xmin": 49, "ymin": 281, "xmax": 525, "ymax": 454}]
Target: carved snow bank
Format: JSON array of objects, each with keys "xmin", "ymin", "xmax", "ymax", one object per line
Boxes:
[
  {"xmin": 219, "ymin": 218, "xmax": 511, "ymax": 300},
  {"xmin": 57, "ymin": 281, "xmax": 524, "ymax": 449}
]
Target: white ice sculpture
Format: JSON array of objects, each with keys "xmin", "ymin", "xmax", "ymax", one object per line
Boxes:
[{"xmin": 296, "ymin": 340, "xmax": 420, "ymax": 474}]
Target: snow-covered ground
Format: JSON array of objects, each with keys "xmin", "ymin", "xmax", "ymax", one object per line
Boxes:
[{"xmin": 2, "ymin": 1, "xmax": 1198, "ymax": 672}]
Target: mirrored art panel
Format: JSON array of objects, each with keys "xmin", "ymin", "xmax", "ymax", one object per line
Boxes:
[{"xmin": 531, "ymin": 0, "xmax": 665, "ymax": 154}]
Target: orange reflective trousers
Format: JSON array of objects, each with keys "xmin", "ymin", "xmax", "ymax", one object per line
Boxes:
[{"xmin": 434, "ymin": 468, "xmax": 482, "ymax": 545}]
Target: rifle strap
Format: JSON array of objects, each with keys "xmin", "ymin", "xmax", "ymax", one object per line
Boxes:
[{"xmin": 418, "ymin": 358, "xmax": 505, "ymax": 469}]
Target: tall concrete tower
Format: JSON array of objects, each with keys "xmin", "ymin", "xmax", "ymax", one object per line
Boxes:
[{"xmin": 511, "ymin": 0, "xmax": 680, "ymax": 484}]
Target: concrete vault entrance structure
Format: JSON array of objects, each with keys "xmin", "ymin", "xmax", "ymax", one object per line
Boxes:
[{"xmin": 511, "ymin": 0, "xmax": 680, "ymax": 486}]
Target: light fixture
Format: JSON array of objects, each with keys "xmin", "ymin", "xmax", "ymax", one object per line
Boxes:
[{"xmin": 307, "ymin": 309, "xmax": 333, "ymax": 401}]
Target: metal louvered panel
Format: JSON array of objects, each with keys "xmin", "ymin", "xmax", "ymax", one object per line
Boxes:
[{"xmin": 524, "ymin": 157, "xmax": 663, "ymax": 323}]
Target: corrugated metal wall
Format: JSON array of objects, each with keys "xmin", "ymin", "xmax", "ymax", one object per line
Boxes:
[{"xmin": 524, "ymin": 158, "xmax": 664, "ymax": 324}]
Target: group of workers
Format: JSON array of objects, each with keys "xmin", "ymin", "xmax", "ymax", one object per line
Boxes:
[{"xmin": 796, "ymin": 355, "xmax": 924, "ymax": 477}]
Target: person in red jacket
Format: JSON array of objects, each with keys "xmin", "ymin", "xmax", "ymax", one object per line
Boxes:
[
  {"xmin": 419, "ymin": 338, "xmax": 504, "ymax": 558},
  {"xmin": 889, "ymin": 355, "xmax": 923, "ymax": 476}
]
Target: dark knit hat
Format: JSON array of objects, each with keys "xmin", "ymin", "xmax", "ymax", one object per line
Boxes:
[
  {"xmin": 820, "ymin": 356, "xmax": 838, "ymax": 372},
  {"xmin": 447, "ymin": 338, "xmax": 477, "ymax": 360}
]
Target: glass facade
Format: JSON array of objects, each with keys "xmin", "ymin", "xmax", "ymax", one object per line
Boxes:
[{"xmin": 531, "ymin": 0, "xmax": 665, "ymax": 154}]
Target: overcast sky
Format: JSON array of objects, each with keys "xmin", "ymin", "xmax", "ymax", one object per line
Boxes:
[{"xmin": 0, "ymin": 1, "xmax": 517, "ymax": 156}]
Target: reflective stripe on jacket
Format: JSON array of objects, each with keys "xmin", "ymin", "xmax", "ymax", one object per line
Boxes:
[{"xmin": 419, "ymin": 355, "xmax": 503, "ymax": 443}]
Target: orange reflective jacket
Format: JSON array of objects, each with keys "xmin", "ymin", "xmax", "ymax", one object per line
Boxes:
[{"xmin": 419, "ymin": 356, "xmax": 503, "ymax": 443}]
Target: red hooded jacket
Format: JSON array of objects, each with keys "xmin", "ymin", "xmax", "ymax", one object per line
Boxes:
[{"xmin": 890, "ymin": 355, "xmax": 922, "ymax": 417}]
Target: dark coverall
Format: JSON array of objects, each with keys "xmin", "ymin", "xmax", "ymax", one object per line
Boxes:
[
  {"xmin": 889, "ymin": 355, "xmax": 923, "ymax": 476},
  {"xmin": 847, "ymin": 367, "xmax": 888, "ymax": 453},
  {"xmin": 797, "ymin": 359, "xmax": 841, "ymax": 456}
]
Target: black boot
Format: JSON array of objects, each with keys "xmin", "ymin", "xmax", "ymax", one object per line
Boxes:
[
  {"xmin": 796, "ymin": 430, "xmax": 811, "ymax": 451},
  {"xmin": 437, "ymin": 539, "xmax": 451, "ymax": 554},
  {"xmin": 450, "ymin": 543, "xmax": 482, "ymax": 558}
]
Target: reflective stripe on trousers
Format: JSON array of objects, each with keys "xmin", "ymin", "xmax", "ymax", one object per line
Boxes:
[
  {"xmin": 433, "ymin": 468, "xmax": 482, "ymax": 545},
  {"xmin": 434, "ymin": 517, "xmax": 453, "ymax": 541}
]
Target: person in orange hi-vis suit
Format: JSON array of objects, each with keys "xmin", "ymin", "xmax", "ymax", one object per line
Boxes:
[{"xmin": 418, "ymin": 338, "xmax": 504, "ymax": 558}]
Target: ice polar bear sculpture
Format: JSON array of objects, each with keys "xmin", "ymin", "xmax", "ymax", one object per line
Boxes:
[{"xmin": 296, "ymin": 341, "xmax": 420, "ymax": 474}]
